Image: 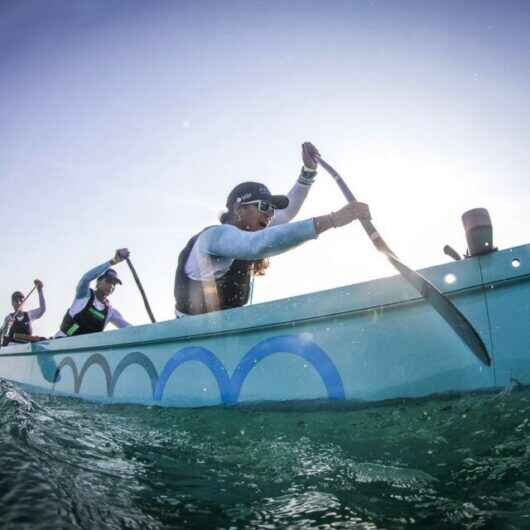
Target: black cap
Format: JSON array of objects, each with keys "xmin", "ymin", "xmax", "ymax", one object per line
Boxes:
[
  {"xmin": 11, "ymin": 291, "xmax": 24, "ymax": 301},
  {"xmin": 97, "ymin": 268, "xmax": 122, "ymax": 285},
  {"xmin": 226, "ymin": 182, "xmax": 289, "ymax": 210}
]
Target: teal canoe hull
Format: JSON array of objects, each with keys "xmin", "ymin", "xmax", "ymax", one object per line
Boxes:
[{"xmin": 1, "ymin": 244, "xmax": 529, "ymax": 407}]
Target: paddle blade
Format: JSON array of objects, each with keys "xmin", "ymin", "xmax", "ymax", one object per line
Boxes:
[{"xmin": 391, "ymin": 257, "xmax": 491, "ymax": 366}]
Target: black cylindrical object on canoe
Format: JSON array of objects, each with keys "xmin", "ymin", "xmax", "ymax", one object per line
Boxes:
[
  {"xmin": 462, "ymin": 208, "xmax": 495, "ymax": 257},
  {"xmin": 443, "ymin": 245, "xmax": 462, "ymax": 261}
]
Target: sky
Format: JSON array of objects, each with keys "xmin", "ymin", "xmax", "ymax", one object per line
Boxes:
[{"xmin": 1, "ymin": 0, "xmax": 530, "ymax": 336}]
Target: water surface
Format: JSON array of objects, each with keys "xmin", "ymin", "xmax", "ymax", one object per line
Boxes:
[{"xmin": 1, "ymin": 380, "xmax": 529, "ymax": 529}]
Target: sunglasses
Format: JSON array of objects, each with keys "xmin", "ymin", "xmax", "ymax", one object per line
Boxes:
[{"xmin": 240, "ymin": 200, "xmax": 275, "ymax": 215}]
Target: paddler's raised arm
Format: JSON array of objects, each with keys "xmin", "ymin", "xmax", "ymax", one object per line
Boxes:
[
  {"xmin": 75, "ymin": 249, "xmax": 129, "ymax": 298},
  {"xmin": 27, "ymin": 279, "xmax": 46, "ymax": 320},
  {"xmin": 75, "ymin": 261, "xmax": 115, "ymax": 298},
  {"xmin": 271, "ymin": 142, "xmax": 320, "ymax": 226}
]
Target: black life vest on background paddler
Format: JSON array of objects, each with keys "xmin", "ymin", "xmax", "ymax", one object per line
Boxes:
[
  {"xmin": 174, "ymin": 228, "xmax": 256, "ymax": 315},
  {"xmin": 3, "ymin": 312, "xmax": 32, "ymax": 345},
  {"xmin": 60, "ymin": 289, "xmax": 109, "ymax": 336}
]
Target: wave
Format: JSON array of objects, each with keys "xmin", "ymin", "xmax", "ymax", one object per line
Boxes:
[
  {"xmin": 1, "ymin": 379, "xmax": 529, "ymax": 529},
  {"xmin": 0, "ymin": 379, "xmax": 156, "ymax": 529}
]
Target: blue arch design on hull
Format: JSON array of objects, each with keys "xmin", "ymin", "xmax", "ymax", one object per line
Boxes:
[
  {"xmin": 154, "ymin": 335, "xmax": 345, "ymax": 404},
  {"xmin": 227, "ymin": 335, "xmax": 345, "ymax": 403},
  {"xmin": 110, "ymin": 352, "xmax": 158, "ymax": 398},
  {"xmin": 53, "ymin": 357, "xmax": 79, "ymax": 389},
  {"xmin": 154, "ymin": 346, "xmax": 231, "ymax": 402},
  {"xmin": 77, "ymin": 353, "xmax": 112, "ymax": 395},
  {"xmin": 42, "ymin": 334, "xmax": 345, "ymax": 405}
]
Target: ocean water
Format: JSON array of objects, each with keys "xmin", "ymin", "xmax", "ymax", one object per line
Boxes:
[{"xmin": 0, "ymin": 379, "xmax": 529, "ymax": 530}]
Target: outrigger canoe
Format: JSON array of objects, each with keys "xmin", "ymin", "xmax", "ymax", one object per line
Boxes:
[{"xmin": 0, "ymin": 243, "xmax": 529, "ymax": 407}]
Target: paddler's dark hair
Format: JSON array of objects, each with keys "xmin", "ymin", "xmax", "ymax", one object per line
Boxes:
[
  {"xmin": 219, "ymin": 209, "xmax": 231, "ymax": 224},
  {"xmin": 219, "ymin": 205, "xmax": 238, "ymax": 224}
]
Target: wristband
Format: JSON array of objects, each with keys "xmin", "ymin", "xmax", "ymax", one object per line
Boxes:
[
  {"xmin": 329, "ymin": 212, "xmax": 338, "ymax": 228},
  {"xmin": 298, "ymin": 165, "xmax": 318, "ymax": 186}
]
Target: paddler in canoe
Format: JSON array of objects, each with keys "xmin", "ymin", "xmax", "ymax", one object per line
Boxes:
[
  {"xmin": 55, "ymin": 249, "xmax": 132, "ymax": 337},
  {"xmin": 174, "ymin": 142, "xmax": 371, "ymax": 315},
  {"xmin": 0, "ymin": 279, "xmax": 46, "ymax": 346}
]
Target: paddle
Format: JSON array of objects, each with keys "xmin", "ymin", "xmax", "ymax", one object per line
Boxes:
[
  {"xmin": 126, "ymin": 257, "xmax": 156, "ymax": 323},
  {"xmin": 12, "ymin": 333, "xmax": 47, "ymax": 343},
  {"xmin": 316, "ymin": 155, "xmax": 491, "ymax": 367},
  {"xmin": 0, "ymin": 285, "xmax": 37, "ymax": 347}
]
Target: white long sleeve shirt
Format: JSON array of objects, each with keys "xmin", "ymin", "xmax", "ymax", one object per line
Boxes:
[
  {"xmin": 54, "ymin": 261, "xmax": 130, "ymax": 338},
  {"xmin": 1, "ymin": 289, "xmax": 46, "ymax": 337},
  {"xmin": 185, "ymin": 180, "xmax": 317, "ymax": 281}
]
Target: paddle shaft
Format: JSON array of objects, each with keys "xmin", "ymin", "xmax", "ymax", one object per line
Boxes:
[
  {"xmin": 12, "ymin": 333, "xmax": 47, "ymax": 343},
  {"xmin": 317, "ymin": 157, "xmax": 396, "ymax": 257},
  {"xmin": 319, "ymin": 157, "xmax": 418, "ymax": 282},
  {"xmin": 317, "ymin": 155, "xmax": 491, "ymax": 366},
  {"xmin": 126, "ymin": 258, "xmax": 156, "ymax": 323},
  {"xmin": 319, "ymin": 158, "xmax": 425, "ymax": 280}
]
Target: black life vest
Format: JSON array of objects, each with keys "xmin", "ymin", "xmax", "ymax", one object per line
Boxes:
[
  {"xmin": 2, "ymin": 311, "xmax": 32, "ymax": 345},
  {"xmin": 59, "ymin": 289, "xmax": 109, "ymax": 337},
  {"xmin": 174, "ymin": 228, "xmax": 256, "ymax": 315}
]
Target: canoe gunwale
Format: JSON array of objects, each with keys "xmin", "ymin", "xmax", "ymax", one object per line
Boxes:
[{"xmin": 1, "ymin": 272, "xmax": 527, "ymax": 358}]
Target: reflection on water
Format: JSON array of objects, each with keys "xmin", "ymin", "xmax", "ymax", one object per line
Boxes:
[{"xmin": 0, "ymin": 379, "xmax": 529, "ymax": 529}]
